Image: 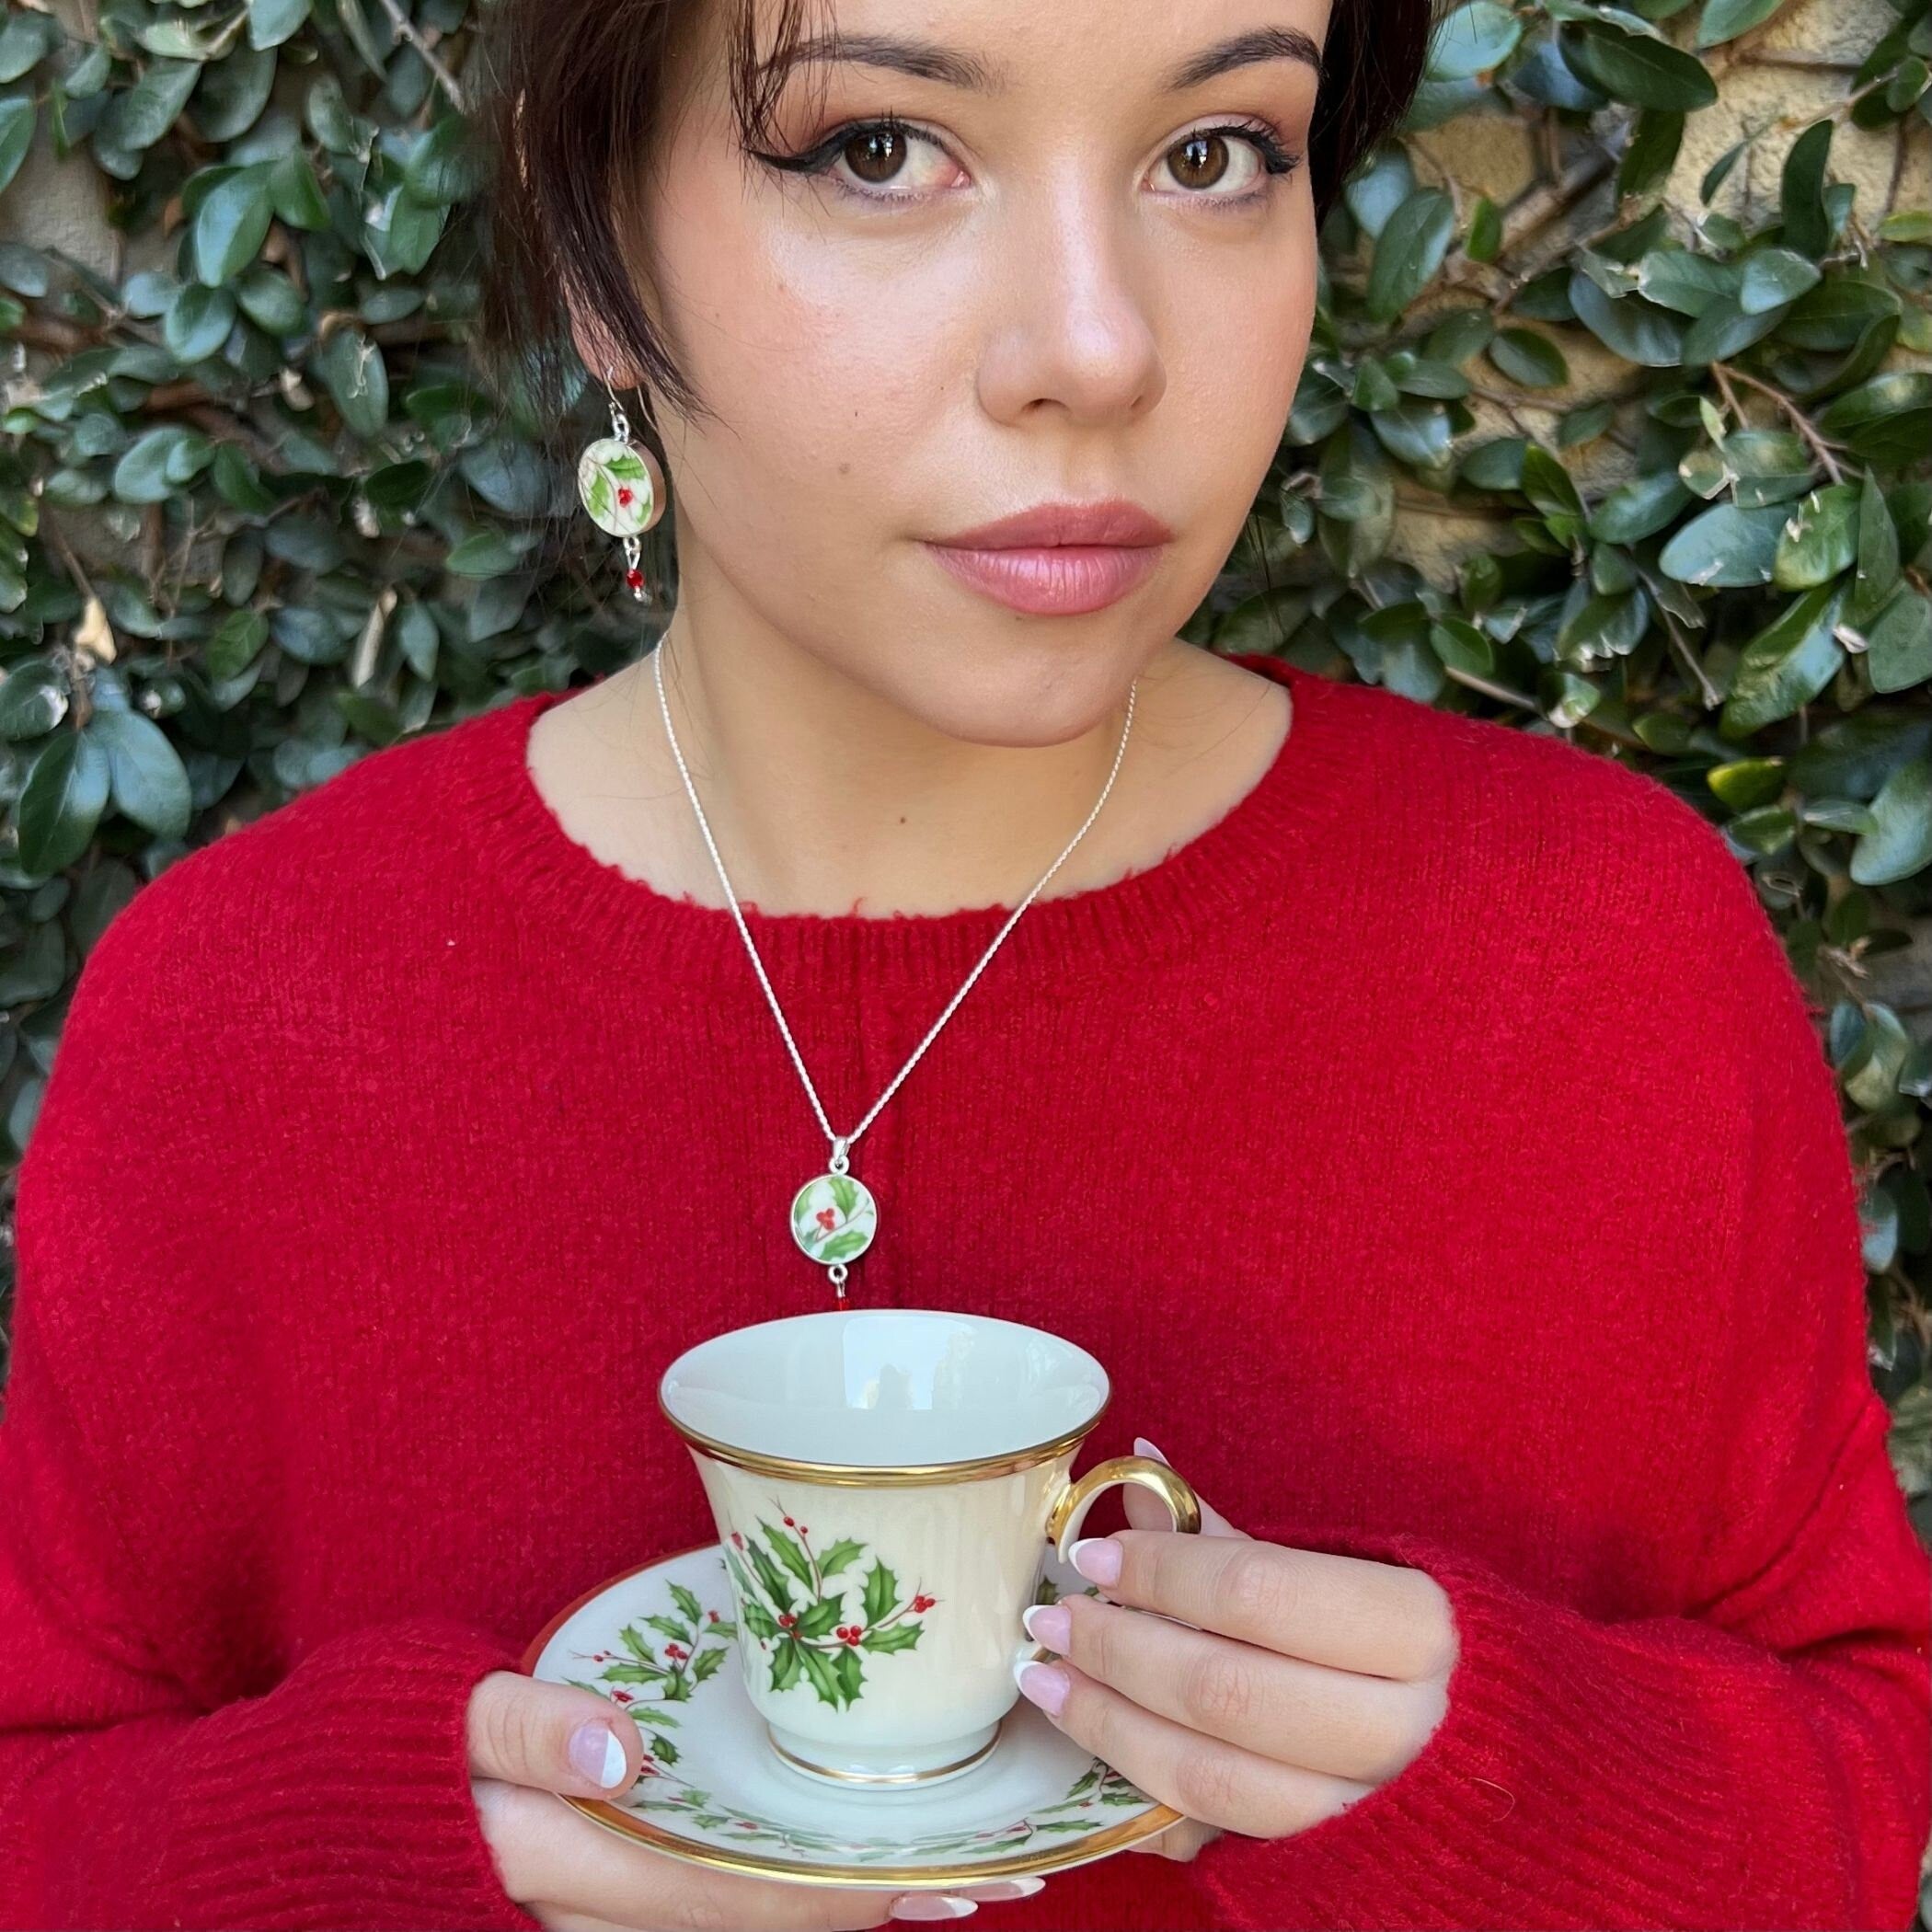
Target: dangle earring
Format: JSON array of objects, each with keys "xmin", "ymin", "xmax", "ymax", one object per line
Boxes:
[{"xmin": 577, "ymin": 368, "xmax": 667, "ymax": 602}]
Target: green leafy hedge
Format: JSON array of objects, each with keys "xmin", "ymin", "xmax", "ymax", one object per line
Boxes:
[{"xmin": 0, "ymin": 0, "xmax": 1928, "ymax": 1589}]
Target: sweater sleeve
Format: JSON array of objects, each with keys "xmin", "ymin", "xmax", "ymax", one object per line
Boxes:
[
  {"xmin": 0, "ymin": 876, "xmax": 546, "ymax": 1932},
  {"xmin": 1190, "ymin": 844, "xmax": 1932, "ymax": 1932}
]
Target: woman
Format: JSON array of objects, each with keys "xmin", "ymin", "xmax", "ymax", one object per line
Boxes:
[{"xmin": 2, "ymin": 0, "xmax": 1926, "ymax": 1927}]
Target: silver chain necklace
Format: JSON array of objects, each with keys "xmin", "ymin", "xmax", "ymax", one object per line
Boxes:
[{"xmin": 651, "ymin": 638, "xmax": 1138, "ymax": 1304}]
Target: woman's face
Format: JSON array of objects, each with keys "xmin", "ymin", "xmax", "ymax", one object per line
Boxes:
[{"xmin": 607, "ymin": 0, "xmax": 1330, "ymax": 743}]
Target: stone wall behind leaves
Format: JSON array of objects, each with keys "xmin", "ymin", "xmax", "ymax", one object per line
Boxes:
[{"xmin": 0, "ymin": 0, "xmax": 1928, "ymax": 1851}]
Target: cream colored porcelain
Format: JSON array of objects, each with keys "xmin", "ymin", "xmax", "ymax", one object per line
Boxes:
[{"xmin": 658, "ymin": 1310, "xmax": 1201, "ymax": 1785}]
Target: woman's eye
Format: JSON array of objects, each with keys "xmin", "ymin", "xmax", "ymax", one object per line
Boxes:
[
  {"xmin": 1152, "ymin": 126, "xmax": 1297, "ymax": 201},
  {"xmin": 822, "ymin": 121, "xmax": 959, "ymax": 200}
]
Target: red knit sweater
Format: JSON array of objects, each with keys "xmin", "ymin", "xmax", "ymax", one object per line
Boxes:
[{"xmin": 2, "ymin": 654, "xmax": 1926, "ymax": 1932}]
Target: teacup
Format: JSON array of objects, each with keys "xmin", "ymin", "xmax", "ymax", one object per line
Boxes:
[{"xmin": 657, "ymin": 1308, "xmax": 1201, "ymax": 1788}]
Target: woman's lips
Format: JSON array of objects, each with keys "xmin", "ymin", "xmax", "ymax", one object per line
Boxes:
[{"xmin": 921, "ymin": 540, "xmax": 1166, "ymax": 615}]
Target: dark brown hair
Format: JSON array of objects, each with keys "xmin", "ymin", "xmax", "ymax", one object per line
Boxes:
[{"xmin": 475, "ymin": 0, "xmax": 1432, "ymax": 431}]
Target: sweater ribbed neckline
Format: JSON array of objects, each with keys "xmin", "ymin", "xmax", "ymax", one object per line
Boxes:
[{"xmin": 443, "ymin": 654, "xmax": 1354, "ymax": 992}]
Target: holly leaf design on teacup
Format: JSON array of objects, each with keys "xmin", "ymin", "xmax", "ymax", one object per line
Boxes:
[
  {"xmin": 721, "ymin": 1509, "xmax": 938, "ymax": 1709},
  {"xmin": 816, "ymin": 1537, "xmax": 864, "ymax": 1578}
]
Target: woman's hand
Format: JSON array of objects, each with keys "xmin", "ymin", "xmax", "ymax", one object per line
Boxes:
[
  {"xmin": 466, "ymin": 1671, "xmax": 1045, "ymax": 1926},
  {"xmin": 1029, "ymin": 1441, "xmax": 1457, "ymax": 1863}
]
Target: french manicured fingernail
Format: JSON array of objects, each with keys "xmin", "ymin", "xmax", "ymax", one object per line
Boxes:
[
  {"xmin": 568, "ymin": 1719, "xmax": 627, "ymax": 1788},
  {"xmin": 1022, "ymin": 1602, "xmax": 1071, "ymax": 1650},
  {"xmin": 961, "ymin": 1877, "xmax": 1047, "ymax": 1900},
  {"xmin": 1134, "ymin": 1435, "xmax": 1170, "ymax": 1465},
  {"xmin": 1014, "ymin": 1660, "xmax": 1070, "ymax": 1715},
  {"xmin": 889, "ymin": 1894, "xmax": 978, "ymax": 1919},
  {"xmin": 1070, "ymin": 1536, "xmax": 1122, "ymax": 1586}
]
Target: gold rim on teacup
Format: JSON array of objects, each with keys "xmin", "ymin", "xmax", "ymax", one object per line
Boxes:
[{"xmin": 654, "ymin": 1387, "xmax": 1111, "ymax": 1488}]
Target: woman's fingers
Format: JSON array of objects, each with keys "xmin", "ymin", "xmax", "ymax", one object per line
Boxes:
[
  {"xmin": 1124, "ymin": 1816, "xmax": 1225, "ymax": 1860},
  {"xmin": 1035, "ymin": 1592, "xmax": 1439, "ymax": 1778},
  {"xmin": 474, "ymin": 1780, "xmax": 870, "ymax": 1927},
  {"xmin": 466, "ymin": 1669, "xmax": 645, "ymax": 1799}
]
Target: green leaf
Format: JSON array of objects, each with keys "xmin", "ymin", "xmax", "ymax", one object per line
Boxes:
[
  {"xmin": 1618, "ymin": 109, "xmax": 1685, "ymax": 198},
  {"xmin": 742, "ymin": 1536, "xmax": 796, "ymax": 1609},
  {"xmin": 860, "ymin": 1621, "xmax": 924, "ymax": 1652},
  {"xmin": 641, "ymin": 1613, "xmax": 696, "ymax": 1646},
  {"xmin": 1659, "ymin": 502, "xmax": 1788, "ymax": 585},
  {"xmin": 668, "ymin": 1581, "xmax": 703, "ymax": 1626},
  {"xmin": 1816, "ymin": 373, "xmax": 1932, "ymax": 467},
  {"xmin": 1850, "ymin": 476, "xmax": 1902, "ymax": 627},
  {"xmin": 797, "ymin": 1642, "xmax": 848, "ymax": 1708},
  {"xmin": 247, "ymin": 0, "xmax": 311, "ymax": 50},
  {"xmin": 1773, "ymin": 483, "xmax": 1858, "ymax": 589},
  {"xmin": 1428, "ymin": 1, "xmax": 1522, "ymax": 78},
  {"xmin": 690, "ymin": 1646, "xmax": 727, "ymax": 1683},
  {"xmin": 1638, "ymin": 247, "xmax": 1737, "ymax": 315},
  {"xmin": 1863, "ymin": 589, "xmax": 1932, "ymax": 695},
  {"xmin": 1521, "ymin": 443, "xmax": 1582, "ymax": 518},
  {"xmin": 1738, "ymin": 247, "xmax": 1821, "ymax": 314},
  {"xmin": 1588, "ymin": 471, "xmax": 1692, "ymax": 542},
  {"xmin": 0, "ymin": 98, "xmax": 33, "ymax": 198},
  {"xmin": 1723, "ymin": 430, "xmax": 1815, "ymax": 508},
  {"xmin": 1680, "ymin": 294, "xmax": 1783, "ymax": 364},
  {"xmin": 1465, "ymin": 194, "xmax": 1501, "ymax": 262},
  {"xmin": 15, "ymin": 732, "xmax": 110, "ymax": 875},
  {"xmin": 0, "ymin": 662, "xmax": 68, "ymax": 741},
  {"xmin": 1567, "ymin": 270, "xmax": 1687, "ymax": 364},
  {"xmin": 267, "ymin": 152, "xmax": 330, "ymax": 229},
  {"xmin": 112, "ymin": 427, "xmax": 212, "ymax": 504},
  {"xmin": 769, "ymin": 1637, "xmax": 804, "ymax": 1693},
  {"xmin": 1564, "ymin": 24, "xmax": 1718, "ymax": 108},
  {"xmin": 87, "ymin": 709, "xmax": 192, "ymax": 838},
  {"xmin": 815, "ymin": 1537, "xmax": 864, "ymax": 1578},
  {"xmin": 738, "ymin": 1597, "xmax": 781, "ymax": 1640},
  {"xmin": 1365, "ymin": 190, "xmax": 1455, "ymax": 324},
  {"xmin": 831, "ymin": 1646, "xmax": 863, "ymax": 1705},
  {"xmin": 207, "ymin": 608, "xmax": 269, "ymax": 679},
  {"xmin": 1851, "ymin": 758, "xmax": 1932, "ymax": 885},
  {"xmin": 1780, "ymin": 120, "xmax": 1833, "ymax": 257},
  {"xmin": 1720, "ymin": 584, "xmax": 1846, "ymax": 735},
  {"xmin": 1488, "ymin": 327, "xmax": 1569, "ymax": 387},
  {"xmin": 794, "ymin": 1595, "xmax": 845, "ymax": 1639},
  {"xmin": 758, "ymin": 1521, "xmax": 816, "ymax": 1589},
  {"xmin": 193, "ymin": 165, "xmax": 274, "ymax": 285},
  {"xmin": 313, "ymin": 328, "xmax": 389, "ymax": 439},
  {"xmin": 1695, "ymin": 0, "xmax": 1786, "ymax": 45},
  {"xmin": 860, "ymin": 1559, "xmax": 898, "ymax": 1627},
  {"xmin": 164, "ymin": 284, "xmax": 236, "ymax": 363},
  {"xmin": 99, "ymin": 58, "xmax": 200, "ymax": 151}
]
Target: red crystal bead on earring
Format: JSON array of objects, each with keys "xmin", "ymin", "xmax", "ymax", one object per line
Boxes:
[{"xmin": 626, "ymin": 567, "xmax": 645, "ymax": 592}]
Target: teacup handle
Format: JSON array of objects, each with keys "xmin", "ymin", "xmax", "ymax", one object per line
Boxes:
[{"xmin": 1043, "ymin": 1454, "xmax": 1202, "ymax": 1565}]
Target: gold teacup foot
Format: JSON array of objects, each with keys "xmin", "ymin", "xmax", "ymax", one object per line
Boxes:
[{"xmin": 765, "ymin": 1720, "xmax": 1001, "ymax": 1788}]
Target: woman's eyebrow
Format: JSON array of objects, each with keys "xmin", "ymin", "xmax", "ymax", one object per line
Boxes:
[{"xmin": 756, "ymin": 26, "xmax": 1323, "ymax": 94}]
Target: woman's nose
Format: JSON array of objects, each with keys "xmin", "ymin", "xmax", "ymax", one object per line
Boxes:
[{"xmin": 973, "ymin": 188, "xmax": 1167, "ymax": 430}]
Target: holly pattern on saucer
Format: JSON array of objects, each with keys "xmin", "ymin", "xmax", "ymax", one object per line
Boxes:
[
  {"xmin": 534, "ymin": 1544, "xmax": 1167, "ymax": 1883},
  {"xmin": 722, "ymin": 1509, "xmax": 935, "ymax": 1710}
]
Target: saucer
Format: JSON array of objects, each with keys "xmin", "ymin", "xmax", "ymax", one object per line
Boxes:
[{"xmin": 522, "ymin": 1539, "xmax": 1181, "ymax": 1888}]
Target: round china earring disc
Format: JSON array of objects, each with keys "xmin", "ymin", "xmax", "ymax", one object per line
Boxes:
[
  {"xmin": 790, "ymin": 1171, "xmax": 879, "ymax": 1266},
  {"xmin": 577, "ymin": 437, "xmax": 656, "ymax": 536}
]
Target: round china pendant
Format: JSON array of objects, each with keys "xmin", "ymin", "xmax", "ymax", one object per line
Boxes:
[
  {"xmin": 790, "ymin": 1170, "xmax": 878, "ymax": 1268},
  {"xmin": 577, "ymin": 437, "xmax": 657, "ymax": 537}
]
